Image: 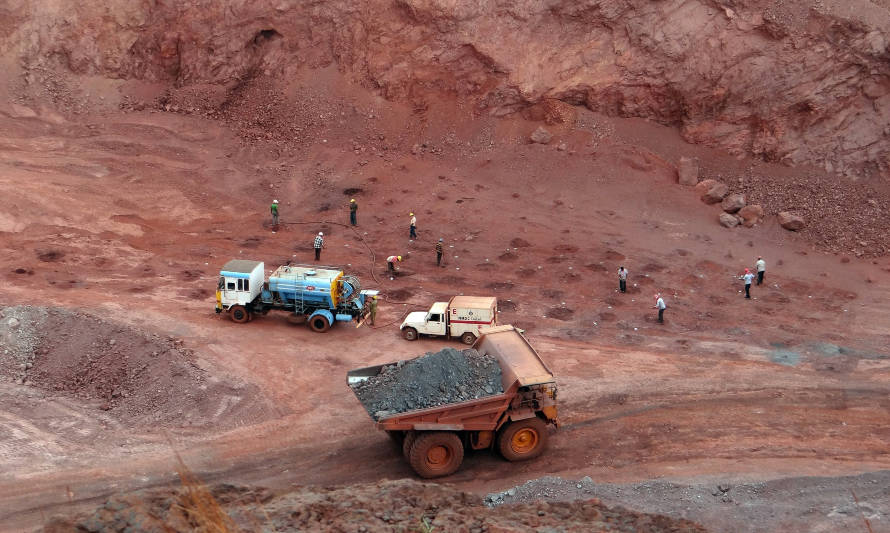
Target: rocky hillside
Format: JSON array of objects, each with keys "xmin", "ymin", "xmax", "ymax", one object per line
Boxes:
[{"xmin": 3, "ymin": 0, "xmax": 890, "ymax": 177}]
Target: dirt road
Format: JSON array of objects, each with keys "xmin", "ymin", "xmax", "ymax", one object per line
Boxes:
[{"xmin": 1, "ymin": 79, "xmax": 889, "ymax": 532}]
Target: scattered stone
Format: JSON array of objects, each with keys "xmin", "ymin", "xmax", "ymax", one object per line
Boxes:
[
  {"xmin": 719, "ymin": 212, "xmax": 740, "ymax": 228},
  {"xmin": 778, "ymin": 211, "xmax": 806, "ymax": 231},
  {"xmin": 693, "ymin": 179, "xmax": 717, "ymax": 196},
  {"xmin": 7, "ymin": 317, "xmax": 20, "ymax": 329},
  {"xmin": 701, "ymin": 182, "xmax": 729, "ymax": 204},
  {"xmin": 556, "ymin": 142, "xmax": 567, "ymax": 151},
  {"xmin": 530, "ymin": 126, "xmax": 553, "ymax": 144},
  {"xmin": 677, "ymin": 157, "xmax": 699, "ymax": 186},
  {"xmin": 737, "ymin": 204, "xmax": 764, "ymax": 227},
  {"xmin": 721, "ymin": 193, "xmax": 746, "ymax": 213}
]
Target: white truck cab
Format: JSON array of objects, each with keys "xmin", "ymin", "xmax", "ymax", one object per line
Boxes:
[
  {"xmin": 400, "ymin": 296, "xmax": 497, "ymax": 345},
  {"xmin": 216, "ymin": 260, "xmax": 264, "ymax": 322}
]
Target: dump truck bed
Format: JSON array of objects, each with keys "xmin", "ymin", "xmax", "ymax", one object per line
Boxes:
[{"xmin": 347, "ymin": 326, "xmax": 553, "ymax": 431}]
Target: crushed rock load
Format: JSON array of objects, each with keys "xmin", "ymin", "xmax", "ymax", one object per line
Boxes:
[
  {"xmin": 351, "ymin": 347, "xmax": 503, "ymax": 420},
  {"xmin": 43, "ymin": 479, "xmax": 709, "ymax": 533}
]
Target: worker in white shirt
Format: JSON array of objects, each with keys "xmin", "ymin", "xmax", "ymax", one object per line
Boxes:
[
  {"xmin": 741, "ymin": 268, "xmax": 755, "ymax": 299},
  {"xmin": 618, "ymin": 266, "xmax": 628, "ymax": 293},
  {"xmin": 653, "ymin": 293, "xmax": 666, "ymax": 324},
  {"xmin": 755, "ymin": 256, "xmax": 766, "ymax": 285},
  {"xmin": 409, "ymin": 212, "xmax": 417, "ymax": 239}
]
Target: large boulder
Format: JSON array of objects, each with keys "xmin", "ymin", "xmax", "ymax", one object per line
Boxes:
[
  {"xmin": 778, "ymin": 211, "xmax": 806, "ymax": 231},
  {"xmin": 738, "ymin": 204, "xmax": 764, "ymax": 227},
  {"xmin": 530, "ymin": 126, "xmax": 553, "ymax": 144},
  {"xmin": 693, "ymin": 179, "xmax": 716, "ymax": 197},
  {"xmin": 719, "ymin": 212, "xmax": 740, "ymax": 228},
  {"xmin": 721, "ymin": 193, "xmax": 746, "ymax": 213},
  {"xmin": 701, "ymin": 182, "xmax": 729, "ymax": 204},
  {"xmin": 677, "ymin": 157, "xmax": 699, "ymax": 186}
]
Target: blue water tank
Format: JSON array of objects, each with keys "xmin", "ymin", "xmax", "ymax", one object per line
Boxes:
[{"xmin": 269, "ymin": 265, "xmax": 341, "ymax": 307}]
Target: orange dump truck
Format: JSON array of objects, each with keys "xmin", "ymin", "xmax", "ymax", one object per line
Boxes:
[{"xmin": 347, "ymin": 325, "xmax": 558, "ymax": 478}]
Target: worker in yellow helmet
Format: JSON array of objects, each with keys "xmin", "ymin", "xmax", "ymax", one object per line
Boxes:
[
  {"xmin": 386, "ymin": 255, "xmax": 402, "ymax": 274},
  {"xmin": 349, "ymin": 198, "xmax": 358, "ymax": 226},
  {"xmin": 409, "ymin": 212, "xmax": 417, "ymax": 239}
]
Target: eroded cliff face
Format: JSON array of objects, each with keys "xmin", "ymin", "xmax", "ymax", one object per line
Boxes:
[{"xmin": 4, "ymin": 0, "xmax": 890, "ymax": 176}]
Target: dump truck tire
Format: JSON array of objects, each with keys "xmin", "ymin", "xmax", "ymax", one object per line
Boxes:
[
  {"xmin": 309, "ymin": 314, "xmax": 331, "ymax": 332},
  {"xmin": 402, "ymin": 327, "xmax": 418, "ymax": 341},
  {"xmin": 460, "ymin": 332, "xmax": 476, "ymax": 345},
  {"xmin": 230, "ymin": 305, "xmax": 249, "ymax": 324},
  {"xmin": 408, "ymin": 431, "xmax": 464, "ymax": 478},
  {"xmin": 402, "ymin": 431, "xmax": 418, "ymax": 459},
  {"xmin": 497, "ymin": 417, "xmax": 548, "ymax": 462}
]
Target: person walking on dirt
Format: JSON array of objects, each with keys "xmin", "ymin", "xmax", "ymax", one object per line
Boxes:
[
  {"xmin": 409, "ymin": 212, "xmax": 417, "ymax": 239},
  {"xmin": 349, "ymin": 199, "xmax": 358, "ymax": 226},
  {"xmin": 755, "ymin": 256, "xmax": 766, "ymax": 285},
  {"xmin": 368, "ymin": 294, "xmax": 378, "ymax": 326},
  {"xmin": 387, "ymin": 255, "xmax": 402, "ymax": 275},
  {"xmin": 741, "ymin": 268, "xmax": 755, "ymax": 299},
  {"xmin": 436, "ymin": 238, "xmax": 444, "ymax": 266},
  {"xmin": 653, "ymin": 293, "xmax": 666, "ymax": 324},
  {"xmin": 270, "ymin": 200, "xmax": 279, "ymax": 226},
  {"xmin": 314, "ymin": 232, "xmax": 324, "ymax": 261},
  {"xmin": 618, "ymin": 266, "xmax": 628, "ymax": 293}
]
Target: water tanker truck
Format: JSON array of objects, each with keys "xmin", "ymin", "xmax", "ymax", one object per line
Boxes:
[
  {"xmin": 215, "ymin": 259, "xmax": 376, "ymax": 332},
  {"xmin": 348, "ymin": 325, "xmax": 558, "ymax": 478}
]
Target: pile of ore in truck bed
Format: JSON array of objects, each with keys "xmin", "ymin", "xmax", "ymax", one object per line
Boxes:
[{"xmin": 351, "ymin": 347, "xmax": 504, "ymax": 420}]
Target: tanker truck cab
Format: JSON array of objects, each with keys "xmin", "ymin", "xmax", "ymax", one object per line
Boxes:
[
  {"xmin": 400, "ymin": 296, "xmax": 497, "ymax": 345},
  {"xmin": 216, "ymin": 260, "xmax": 264, "ymax": 322}
]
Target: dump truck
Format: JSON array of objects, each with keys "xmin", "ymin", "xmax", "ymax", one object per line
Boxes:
[
  {"xmin": 400, "ymin": 296, "xmax": 497, "ymax": 345},
  {"xmin": 215, "ymin": 260, "xmax": 376, "ymax": 332},
  {"xmin": 347, "ymin": 325, "xmax": 558, "ymax": 478}
]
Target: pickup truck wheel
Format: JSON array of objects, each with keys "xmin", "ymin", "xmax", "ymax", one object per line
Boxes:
[
  {"xmin": 308, "ymin": 315, "xmax": 331, "ymax": 332},
  {"xmin": 229, "ymin": 305, "xmax": 249, "ymax": 324},
  {"xmin": 402, "ymin": 327, "xmax": 418, "ymax": 341},
  {"xmin": 497, "ymin": 417, "xmax": 548, "ymax": 462},
  {"xmin": 402, "ymin": 431, "xmax": 418, "ymax": 459},
  {"xmin": 460, "ymin": 332, "xmax": 476, "ymax": 345},
  {"xmin": 408, "ymin": 432, "xmax": 464, "ymax": 478}
]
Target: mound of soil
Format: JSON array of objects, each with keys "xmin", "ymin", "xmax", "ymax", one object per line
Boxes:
[
  {"xmin": 43, "ymin": 479, "xmax": 709, "ymax": 533},
  {"xmin": 0, "ymin": 306, "xmax": 273, "ymax": 428},
  {"xmin": 350, "ymin": 347, "xmax": 503, "ymax": 420}
]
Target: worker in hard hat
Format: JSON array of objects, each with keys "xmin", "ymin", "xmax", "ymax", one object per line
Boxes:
[
  {"xmin": 314, "ymin": 232, "xmax": 324, "ymax": 261},
  {"xmin": 409, "ymin": 212, "xmax": 417, "ymax": 239},
  {"xmin": 740, "ymin": 268, "xmax": 755, "ymax": 299},
  {"xmin": 368, "ymin": 294, "xmax": 378, "ymax": 326},
  {"xmin": 349, "ymin": 198, "xmax": 358, "ymax": 226},
  {"xmin": 270, "ymin": 199, "xmax": 279, "ymax": 226},
  {"xmin": 387, "ymin": 255, "xmax": 402, "ymax": 274},
  {"xmin": 435, "ymin": 238, "xmax": 444, "ymax": 266}
]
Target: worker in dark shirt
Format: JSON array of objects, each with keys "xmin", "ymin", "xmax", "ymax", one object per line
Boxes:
[{"xmin": 349, "ymin": 199, "xmax": 358, "ymax": 226}]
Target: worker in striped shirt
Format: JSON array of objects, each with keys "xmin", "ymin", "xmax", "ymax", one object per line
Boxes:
[
  {"xmin": 314, "ymin": 232, "xmax": 324, "ymax": 261},
  {"xmin": 435, "ymin": 238, "xmax": 444, "ymax": 266}
]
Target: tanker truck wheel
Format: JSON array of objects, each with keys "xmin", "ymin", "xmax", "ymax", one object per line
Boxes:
[
  {"xmin": 308, "ymin": 314, "xmax": 331, "ymax": 333},
  {"xmin": 229, "ymin": 305, "xmax": 249, "ymax": 324},
  {"xmin": 460, "ymin": 332, "xmax": 476, "ymax": 345},
  {"xmin": 497, "ymin": 417, "xmax": 548, "ymax": 462},
  {"xmin": 402, "ymin": 327, "xmax": 418, "ymax": 341},
  {"xmin": 408, "ymin": 432, "xmax": 464, "ymax": 478}
]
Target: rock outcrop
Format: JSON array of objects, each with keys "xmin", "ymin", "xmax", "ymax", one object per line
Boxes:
[
  {"xmin": 778, "ymin": 211, "xmax": 806, "ymax": 231},
  {"xmin": 3, "ymin": 0, "xmax": 890, "ymax": 176},
  {"xmin": 738, "ymin": 204, "xmax": 764, "ymax": 227}
]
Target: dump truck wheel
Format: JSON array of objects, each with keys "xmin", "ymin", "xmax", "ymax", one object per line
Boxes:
[
  {"xmin": 497, "ymin": 417, "xmax": 548, "ymax": 462},
  {"xmin": 402, "ymin": 431, "xmax": 418, "ymax": 459},
  {"xmin": 402, "ymin": 327, "xmax": 418, "ymax": 341},
  {"xmin": 408, "ymin": 432, "xmax": 464, "ymax": 478},
  {"xmin": 460, "ymin": 332, "xmax": 476, "ymax": 345},
  {"xmin": 308, "ymin": 315, "xmax": 331, "ymax": 332},
  {"xmin": 230, "ymin": 305, "xmax": 249, "ymax": 324}
]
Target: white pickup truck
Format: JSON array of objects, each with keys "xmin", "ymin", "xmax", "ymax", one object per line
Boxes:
[{"xmin": 400, "ymin": 296, "xmax": 497, "ymax": 345}]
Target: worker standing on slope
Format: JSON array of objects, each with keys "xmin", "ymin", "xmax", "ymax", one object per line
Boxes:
[
  {"xmin": 618, "ymin": 266, "xmax": 628, "ymax": 293},
  {"xmin": 270, "ymin": 200, "xmax": 279, "ymax": 226},
  {"xmin": 409, "ymin": 212, "xmax": 417, "ymax": 239},
  {"xmin": 368, "ymin": 294, "xmax": 378, "ymax": 326},
  {"xmin": 349, "ymin": 198, "xmax": 358, "ymax": 226},
  {"xmin": 755, "ymin": 256, "xmax": 766, "ymax": 285},
  {"xmin": 741, "ymin": 268, "xmax": 755, "ymax": 299},
  {"xmin": 387, "ymin": 255, "xmax": 402, "ymax": 276},
  {"xmin": 436, "ymin": 238, "xmax": 444, "ymax": 266},
  {"xmin": 653, "ymin": 293, "xmax": 666, "ymax": 324},
  {"xmin": 314, "ymin": 232, "xmax": 324, "ymax": 261}
]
